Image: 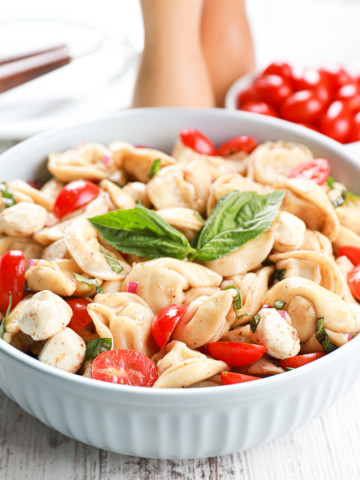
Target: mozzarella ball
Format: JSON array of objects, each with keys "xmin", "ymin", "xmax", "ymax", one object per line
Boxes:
[
  {"xmin": 251, "ymin": 307, "xmax": 300, "ymax": 359},
  {"xmin": 0, "ymin": 202, "xmax": 47, "ymax": 236},
  {"xmin": 39, "ymin": 328, "xmax": 86, "ymax": 373},
  {"xmin": 18, "ymin": 290, "xmax": 72, "ymax": 341}
]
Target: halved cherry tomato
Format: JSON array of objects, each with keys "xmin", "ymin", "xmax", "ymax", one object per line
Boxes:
[
  {"xmin": 217, "ymin": 135, "xmax": 258, "ymax": 157},
  {"xmin": 179, "ymin": 128, "xmax": 216, "ymax": 156},
  {"xmin": 236, "ymin": 85, "xmax": 258, "ymax": 108},
  {"xmin": 240, "ymin": 101, "xmax": 278, "ymax": 117},
  {"xmin": 0, "ymin": 250, "xmax": 26, "ymax": 314},
  {"xmin": 253, "ymin": 74, "xmax": 292, "ymax": 107},
  {"xmin": 207, "ymin": 342, "xmax": 266, "ymax": 367},
  {"xmin": 279, "ymin": 352, "xmax": 326, "ymax": 370},
  {"xmin": 319, "ymin": 63, "xmax": 353, "ymax": 92},
  {"xmin": 53, "ymin": 180, "xmax": 100, "ymax": 218},
  {"xmin": 347, "ymin": 265, "xmax": 360, "ymax": 301},
  {"xmin": 221, "ymin": 371, "xmax": 260, "ymax": 385},
  {"xmin": 281, "ymin": 90, "xmax": 325, "ymax": 123},
  {"xmin": 320, "ymin": 100, "xmax": 353, "ymax": 143},
  {"xmin": 348, "ymin": 112, "xmax": 360, "ymax": 142},
  {"xmin": 66, "ymin": 298, "xmax": 92, "ymax": 332},
  {"xmin": 151, "ymin": 304, "xmax": 188, "ymax": 348},
  {"xmin": 288, "ymin": 158, "xmax": 330, "ymax": 185},
  {"xmin": 336, "ymin": 84, "xmax": 360, "ymax": 113},
  {"xmin": 91, "ymin": 349, "xmax": 158, "ymax": 387},
  {"xmin": 262, "ymin": 62, "xmax": 292, "ymax": 81},
  {"xmin": 337, "ymin": 246, "xmax": 360, "ymax": 266}
]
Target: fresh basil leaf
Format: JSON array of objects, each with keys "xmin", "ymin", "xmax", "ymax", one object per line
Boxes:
[
  {"xmin": 344, "ymin": 190, "xmax": 360, "ymax": 205},
  {"xmin": 74, "ymin": 273, "xmax": 103, "ymax": 294},
  {"xmin": 84, "ymin": 338, "xmax": 112, "ymax": 361},
  {"xmin": 326, "ymin": 176, "xmax": 334, "ymax": 189},
  {"xmin": 89, "ymin": 206, "xmax": 196, "ymax": 260},
  {"xmin": 250, "ymin": 313, "xmax": 260, "ymax": 333},
  {"xmin": 191, "ymin": 190, "xmax": 285, "ymax": 261},
  {"xmin": 0, "ymin": 182, "xmax": 16, "ymax": 208},
  {"xmin": 147, "ymin": 158, "xmax": 161, "ymax": 178},
  {"xmin": 223, "ymin": 285, "xmax": 243, "ymax": 318},
  {"xmin": 0, "ymin": 292, "xmax": 12, "ymax": 339},
  {"xmin": 274, "ymin": 300, "xmax": 286, "ymax": 310},
  {"xmin": 315, "ymin": 317, "xmax": 338, "ymax": 353},
  {"xmin": 99, "ymin": 246, "xmax": 123, "ymax": 274},
  {"xmin": 273, "ymin": 269, "xmax": 286, "ymax": 281}
]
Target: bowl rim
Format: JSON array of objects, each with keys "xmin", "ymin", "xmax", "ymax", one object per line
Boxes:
[{"xmin": 1, "ymin": 106, "xmax": 359, "ymax": 400}]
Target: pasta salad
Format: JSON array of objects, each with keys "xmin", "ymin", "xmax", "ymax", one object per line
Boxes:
[{"xmin": 0, "ymin": 128, "xmax": 360, "ymax": 388}]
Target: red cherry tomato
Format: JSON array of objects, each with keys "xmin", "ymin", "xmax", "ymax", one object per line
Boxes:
[
  {"xmin": 348, "ymin": 112, "xmax": 360, "ymax": 142},
  {"xmin": 336, "ymin": 84, "xmax": 360, "ymax": 113},
  {"xmin": 296, "ymin": 122, "xmax": 319, "ymax": 132},
  {"xmin": 179, "ymin": 128, "xmax": 216, "ymax": 156},
  {"xmin": 241, "ymin": 101, "xmax": 279, "ymax": 117},
  {"xmin": 320, "ymin": 100, "xmax": 353, "ymax": 143},
  {"xmin": 91, "ymin": 349, "xmax": 158, "ymax": 387},
  {"xmin": 319, "ymin": 63, "xmax": 353, "ymax": 92},
  {"xmin": 236, "ymin": 85, "xmax": 258, "ymax": 108},
  {"xmin": 262, "ymin": 62, "xmax": 293, "ymax": 81},
  {"xmin": 253, "ymin": 74, "xmax": 292, "ymax": 107},
  {"xmin": 66, "ymin": 298, "xmax": 92, "ymax": 332},
  {"xmin": 279, "ymin": 352, "xmax": 326, "ymax": 370},
  {"xmin": 53, "ymin": 180, "xmax": 100, "ymax": 218},
  {"xmin": 347, "ymin": 265, "xmax": 360, "ymax": 301},
  {"xmin": 217, "ymin": 135, "xmax": 258, "ymax": 157},
  {"xmin": 291, "ymin": 68, "xmax": 331, "ymax": 104},
  {"xmin": 288, "ymin": 158, "xmax": 330, "ymax": 185},
  {"xmin": 151, "ymin": 304, "xmax": 188, "ymax": 348},
  {"xmin": 0, "ymin": 250, "xmax": 26, "ymax": 314},
  {"xmin": 281, "ymin": 90, "xmax": 325, "ymax": 123},
  {"xmin": 221, "ymin": 371, "xmax": 260, "ymax": 385},
  {"xmin": 207, "ymin": 342, "xmax": 266, "ymax": 367},
  {"xmin": 337, "ymin": 246, "xmax": 360, "ymax": 266}
]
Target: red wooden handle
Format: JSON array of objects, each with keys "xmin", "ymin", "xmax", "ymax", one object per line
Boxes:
[
  {"xmin": 0, "ymin": 44, "xmax": 67, "ymax": 66},
  {"xmin": 0, "ymin": 46, "xmax": 71, "ymax": 94}
]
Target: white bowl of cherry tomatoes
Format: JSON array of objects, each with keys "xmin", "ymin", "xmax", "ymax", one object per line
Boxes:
[{"xmin": 225, "ymin": 61, "xmax": 360, "ymax": 144}]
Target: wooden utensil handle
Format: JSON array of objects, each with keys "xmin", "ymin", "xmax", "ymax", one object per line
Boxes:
[
  {"xmin": 0, "ymin": 43, "xmax": 67, "ymax": 66},
  {"xmin": 0, "ymin": 46, "xmax": 71, "ymax": 94}
]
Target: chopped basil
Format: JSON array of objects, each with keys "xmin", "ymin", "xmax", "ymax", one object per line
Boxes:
[
  {"xmin": 285, "ymin": 367, "xmax": 295, "ymax": 371},
  {"xmin": 331, "ymin": 192, "xmax": 346, "ymax": 208},
  {"xmin": 273, "ymin": 269, "xmax": 286, "ymax": 282},
  {"xmin": 250, "ymin": 313, "xmax": 261, "ymax": 333},
  {"xmin": 262, "ymin": 256, "xmax": 274, "ymax": 266},
  {"xmin": 89, "ymin": 206, "xmax": 196, "ymax": 260},
  {"xmin": 0, "ymin": 292, "xmax": 12, "ymax": 339},
  {"xmin": 110, "ymin": 180, "xmax": 124, "ymax": 188},
  {"xmin": 315, "ymin": 317, "xmax": 338, "ymax": 353},
  {"xmin": 84, "ymin": 338, "xmax": 112, "ymax": 361},
  {"xmin": 74, "ymin": 273, "xmax": 103, "ymax": 294},
  {"xmin": 327, "ymin": 176, "xmax": 334, "ymax": 189},
  {"xmin": 190, "ymin": 190, "xmax": 285, "ymax": 261},
  {"xmin": 0, "ymin": 182, "xmax": 16, "ymax": 208},
  {"xmin": 274, "ymin": 300, "xmax": 286, "ymax": 310},
  {"xmin": 344, "ymin": 190, "xmax": 360, "ymax": 205},
  {"xmin": 223, "ymin": 285, "xmax": 243, "ymax": 318},
  {"xmin": 147, "ymin": 158, "xmax": 161, "ymax": 178},
  {"xmin": 99, "ymin": 246, "xmax": 123, "ymax": 274}
]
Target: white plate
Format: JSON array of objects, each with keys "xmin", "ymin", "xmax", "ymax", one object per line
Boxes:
[{"xmin": 0, "ymin": 19, "xmax": 139, "ymax": 140}]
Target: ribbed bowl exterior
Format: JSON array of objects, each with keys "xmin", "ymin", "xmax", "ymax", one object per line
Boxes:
[{"xmin": 1, "ymin": 108, "xmax": 360, "ymax": 459}]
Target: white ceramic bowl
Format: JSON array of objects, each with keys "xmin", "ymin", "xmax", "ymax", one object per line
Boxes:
[{"xmin": 1, "ymin": 108, "xmax": 360, "ymax": 460}]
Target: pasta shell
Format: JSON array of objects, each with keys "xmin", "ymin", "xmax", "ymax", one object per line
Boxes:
[
  {"xmin": 271, "ymin": 211, "xmax": 306, "ymax": 253},
  {"xmin": 87, "ymin": 292, "xmax": 157, "ymax": 357},
  {"xmin": 172, "ymin": 289, "xmax": 237, "ymax": 348},
  {"xmin": 152, "ymin": 340, "xmax": 228, "ymax": 388},
  {"xmin": 122, "ymin": 182, "xmax": 151, "ymax": 208},
  {"xmin": 275, "ymin": 176, "xmax": 339, "ymax": 241},
  {"xmin": 0, "ymin": 236, "xmax": 43, "ymax": 262},
  {"xmin": 333, "ymin": 225, "xmax": 360, "ymax": 253},
  {"xmin": 64, "ymin": 218, "xmax": 130, "ymax": 281},
  {"xmin": 0, "ymin": 202, "xmax": 47, "ymax": 237},
  {"xmin": 48, "ymin": 143, "xmax": 116, "ymax": 182},
  {"xmin": 248, "ymin": 141, "xmax": 313, "ymax": 186},
  {"xmin": 156, "ymin": 207, "xmax": 204, "ymax": 241},
  {"xmin": 233, "ymin": 356, "xmax": 285, "ymax": 376},
  {"xmin": 99, "ymin": 179, "xmax": 136, "ymax": 210}
]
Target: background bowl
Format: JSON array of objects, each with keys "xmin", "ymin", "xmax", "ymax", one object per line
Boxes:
[{"xmin": 0, "ymin": 108, "xmax": 360, "ymax": 460}]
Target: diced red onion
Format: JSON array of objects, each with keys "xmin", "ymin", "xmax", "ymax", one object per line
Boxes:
[
  {"xmin": 102, "ymin": 155, "xmax": 110, "ymax": 165},
  {"xmin": 127, "ymin": 281, "xmax": 138, "ymax": 294},
  {"xmin": 278, "ymin": 310, "xmax": 287, "ymax": 320},
  {"xmin": 28, "ymin": 259, "xmax": 36, "ymax": 267},
  {"xmin": 346, "ymin": 334, "xmax": 352, "ymax": 341}
]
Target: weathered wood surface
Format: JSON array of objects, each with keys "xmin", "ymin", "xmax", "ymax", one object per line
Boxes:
[{"xmin": 1, "ymin": 381, "xmax": 360, "ymax": 480}]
